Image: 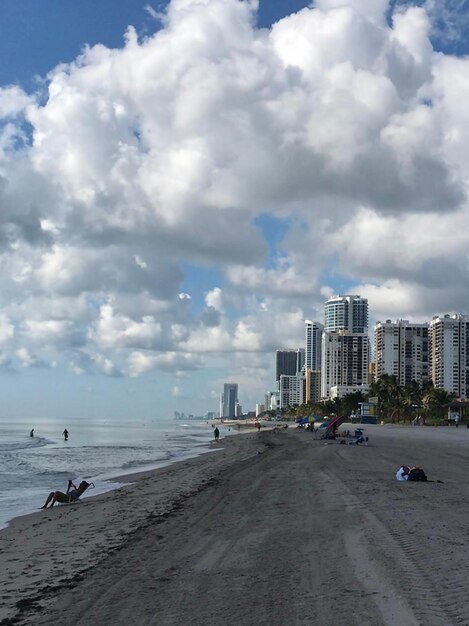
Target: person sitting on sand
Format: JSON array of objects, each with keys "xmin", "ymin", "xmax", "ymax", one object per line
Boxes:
[
  {"xmin": 407, "ymin": 466, "xmax": 428, "ymax": 482},
  {"xmin": 40, "ymin": 480, "xmax": 91, "ymax": 508},
  {"xmin": 396, "ymin": 465, "xmax": 410, "ymax": 481}
]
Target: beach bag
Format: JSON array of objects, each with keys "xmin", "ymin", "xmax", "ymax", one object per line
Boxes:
[{"xmin": 408, "ymin": 468, "xmax": 427, "ymax": 482}]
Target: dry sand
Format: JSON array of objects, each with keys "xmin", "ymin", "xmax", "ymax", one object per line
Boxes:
[{"xmin": 2, "ymin": 424, "xmax": 469, "ymax": 625}]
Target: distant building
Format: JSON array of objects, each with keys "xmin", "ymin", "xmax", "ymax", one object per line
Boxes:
[
  {"xmin": 321, "ymin": 295, "xmax": 369, "ymax": 399},
  {"xmin": 222, "ymin": 383, "xmax": 239, "ymax": 418},
  {"xmin": 324, "ymin": 295, "xmax": 368, "ymax": 333},
  {"xmin": 276, "ymin": 350, "xmax": 300, "ymax": 381},
  {"xmin": 430, "ymin": 314, "xmax": 469, "ymax": 398},
  {"xmin": 329, "ymin": 384, "xmax": 370, "ymax": 399},
  {"xmin": 321, "ymin": 331, "xmax": 369, "ymax": 399},
  {"xmin": 256, "ymin": 404, "xmax": 266, "ymax": 417},
  {"xmin": 305, "ymin": 320, "xmax": 324, "ymax": 371},
  {"xmin": 279, "ymin": 374, "xmax": 304, "ymax": 409},
  {"xmin": 305, "ymin": 368, "xmax": 321, "ymax": 403},
  {"xmin": 296, "ymin": 348, "xmax": 305, "ymax": 375},
  {"xmin": 374, "ymin": 319, "xmax": 430, "ymax": 388},
  {"xmin": 265, "ymin": 391, "xmax": 279, "ymax": 411}
]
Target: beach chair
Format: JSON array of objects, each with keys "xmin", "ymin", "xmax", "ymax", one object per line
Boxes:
[
  {"xmin": 63, "ymin": 480, "xmax": 95, "ymax": 504},
  {"xmin": 348, "ymin": 428, "xmax": 368, "ymax": 445}
]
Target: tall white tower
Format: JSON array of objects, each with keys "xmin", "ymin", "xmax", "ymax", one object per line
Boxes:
[
  {"xmin": 430, "ymin": 314, "xmax": 469, "ymax": 398},
  {"xmin": 321, "ymin": 295, "xmax": 369, "ymax": 399},
  {"xmin": 374, "ymin": 319, "xmax": 430, "ymax": 387},
  {"xmin": 324, "ymin": 295, "xmax": 368, "ymax": 333},
  {"xmin": 321, "ymin": 331, "xmax": 369, "ymax": 398},
  {"xmin": 305, "ymin": 320, "xmax": 324, "ymax": 371}
]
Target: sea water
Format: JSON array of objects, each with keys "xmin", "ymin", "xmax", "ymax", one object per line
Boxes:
[{"xmin": 0, "ymin": 417, "xmax": 231, "ymax": 531}]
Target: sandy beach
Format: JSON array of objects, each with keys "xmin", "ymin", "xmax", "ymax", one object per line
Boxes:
[{"xmin": 2, "ymin": 424, "xmax": 469, "ymax": 625}]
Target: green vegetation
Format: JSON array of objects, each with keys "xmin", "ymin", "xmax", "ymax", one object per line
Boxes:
[{"xmin": 280, "ymin": 375, "xmax": 459, "ymax": 425}]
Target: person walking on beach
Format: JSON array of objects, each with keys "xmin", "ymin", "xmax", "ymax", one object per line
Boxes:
[
  {"xmin": 63, "ymin": 428, "xmax": 69, "ymax": 441},
  {"xmin": 214, "ymin": 426, "xmax": 220, "ymax": 441}
]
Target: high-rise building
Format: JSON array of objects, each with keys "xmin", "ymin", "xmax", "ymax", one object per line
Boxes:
[
  {"xmin": 296, "ymin": 348, "xmax": 305, "ymax": 375},
  {"xmin": 275, "ymin": 350, "xmax": 300, "ymax": 381},
  {"xmin": 265, "ymin": 391, "xmax": 279, "ymax": 411},
  {"xmin": 430, "ymin": 314, "xmax": 469, "ymax": 398},
  {"xmin": 305, "ymin": 320, "xmax": 324, "ymax": 371},
  {"xmin": 324, "ymin": 295, "xmax": 368, "ymax": 333},
  {"xmin": 321, "ymin": 331, "xmax": 369, "ymax": 398},
  {"xmin": 305, "ymin": 368, "xmax": 321, "ymax": 403},
  {"xmin": 321, "ymin": 295, "xmax": 369, "ymax": 399},
  {"xmin": 279, "ymin": 374, "xmax": 304, "ymax": 409},
  {"xmin": 222, "ymin": 383, "xmax": 239, "ymax": 418},
  {"xmin": 374, "ymin": 319, "xmax": 430, "ymax": 387}
]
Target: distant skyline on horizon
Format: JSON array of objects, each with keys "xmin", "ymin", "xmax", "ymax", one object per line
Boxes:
[{"xmin": 0, "ymin": 0, "xmax": 468, "ymax": 420}]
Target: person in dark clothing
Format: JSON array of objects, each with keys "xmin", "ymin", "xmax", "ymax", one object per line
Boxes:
[
  {"xmin": 407, "ymin": 466, "xmax": 428, "ymax": 481},
  {"xmin": 214, "ymin": 427, "xmax": 220, "ymax": 441}
]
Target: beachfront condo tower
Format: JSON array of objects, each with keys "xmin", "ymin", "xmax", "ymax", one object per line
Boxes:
[
  {"xmin": 430, "ymin": 314, "xmax": 469, "ymax": 399},
  {"xmin": 374, "ymin": 320, "xmax": 430, "ymax": 388},
  {"xmin": 321, "ymin": 330, "xmax": 370, "ymax": 399},
  {"xmin": 279, "ymin": 374, "xmax": 304, "ymax": 409},
  {"xmin": 305, "ymin": 320, "xmax": 323, "ymax": 371},
  {"xmin": 321, "ymin": 295, "xmax": 370, "ymax": 399},
  {"xmin": 304, "ymin": 320, "xmax": 323, "ymax": 403},
  {"xmin": 222, "ymin": 383, "xmax": 239, "ymax": 418},
  {"xmin": 324, "ymin": 294, "xmax": 368, "ymax": 333}
]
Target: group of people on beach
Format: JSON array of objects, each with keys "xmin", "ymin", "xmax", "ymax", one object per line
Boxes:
[
  {"xmin": 396, "ymin": 465, "xmax": 428, "ymax": 481},
  {"xmin": 29, "ymin": 428, "xmax": 69, "ymax": 440}
]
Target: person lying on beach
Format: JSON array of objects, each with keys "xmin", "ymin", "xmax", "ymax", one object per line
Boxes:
[
  {"xmin": 396, "ymin": 465, "xmax": 410, "ymax": 480},
  {"xmin": 396, "ymin": 465, "xmax": 440, "ymax": 482},
  {"xmin": 40, "ymin": 480, "xmax": 91, "ymax": 508}
]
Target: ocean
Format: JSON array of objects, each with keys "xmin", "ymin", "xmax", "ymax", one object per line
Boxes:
[{"xmin": 0, "ymin": 417, "xmax": 231, "ymax": 531}]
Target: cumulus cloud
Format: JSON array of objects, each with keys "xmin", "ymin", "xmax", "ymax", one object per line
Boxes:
[{"xmin": 0, "ymin": 0, "xmax": 467, "ymax": 412}]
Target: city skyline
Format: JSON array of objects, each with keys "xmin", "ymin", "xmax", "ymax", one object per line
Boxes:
[
  {"xmin": 272, "ymin": 298, "xmax": 469, "ymax": 413},
  {"xmin": 0, "ymin": 1, "xmax": 468, "ymax": 420}
]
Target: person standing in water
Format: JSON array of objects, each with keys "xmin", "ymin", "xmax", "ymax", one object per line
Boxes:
[
  {"xmin": 63, "ymin": 428, "xmax": 69, "ymax": 441},
  {"xmin": 214, "ymin": 426, "xmax": 220, "ymax": 441},
  {"xmin": 30, "ymin": 429, "xmax": 34, "ymax": 437}
]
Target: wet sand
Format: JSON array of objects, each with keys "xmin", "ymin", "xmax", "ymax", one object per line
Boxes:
[{"xmin": 2, "ymin": 424, "xmax": 469, "ymax": 626}]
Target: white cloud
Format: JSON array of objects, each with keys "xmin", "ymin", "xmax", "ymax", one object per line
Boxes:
[
  {"xmin": 127, "ymin": 350, "xmax": 203, "ymax": 377},
  {"xmin": 0, "ymin": 314, "xmax": 14, "ymax": 344},
  {"xmin": 0, "ymin": 0, "xmax": 466, "ymax": 412},
  {"xmin": 89, "ymin": 303, "xmax": 162, "ymax": 350}
]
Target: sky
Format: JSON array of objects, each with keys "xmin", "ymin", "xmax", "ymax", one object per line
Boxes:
[{"xmin": 0, "ymin": 0, "xmax": 468, "ymax": 421}]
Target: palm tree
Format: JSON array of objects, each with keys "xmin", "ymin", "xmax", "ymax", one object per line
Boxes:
[
  {"xmin": 422, "ymin": 386, "xmax": 456, "ymax": 422},
  {"xmin": 341, "ymin": 391, "xmax": 366, "ymax": 417},
  {"xmin": 401, "ymin": 380, "xmax": 423, "ymax": 423},
  {"xmin": 368, "ymin": 374, "xmax": 403, "ymax": 422}
]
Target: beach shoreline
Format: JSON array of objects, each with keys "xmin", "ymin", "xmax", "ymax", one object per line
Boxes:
[
  {"xmin": 0, "ymin": 429, "xmax": 265, "ymax": 624},
  {"xmin": 0, "ymin": 418, "xmax": 249, "ymax": 533},
  {"xmin": 3, "ymin": 424, "xmax": 469, "ymax": 625}
]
